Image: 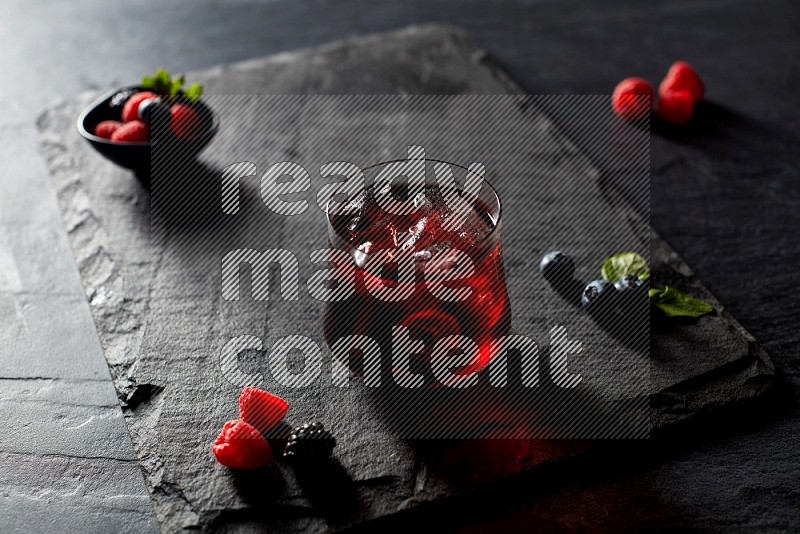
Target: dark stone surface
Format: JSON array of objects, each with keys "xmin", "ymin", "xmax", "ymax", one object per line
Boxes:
[
  {"xmin": 0, "ymin": 378, "xmax": 157, "ymax": 532},
  {"xmin": 0, "ymin": 0, "xmax": 797, "ymax": 532},
  {"xmin": 36, "ymin": 25, "xmax": 773, "ymax": 532},
  {"xmin": 0, "ymin": 121, "xmax": 158, "ymax": 531}
]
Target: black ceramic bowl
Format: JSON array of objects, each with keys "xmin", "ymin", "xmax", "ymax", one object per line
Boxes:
[{"xmin": 77, "ymin": 85, "xmax": 218, "ymax": 181}]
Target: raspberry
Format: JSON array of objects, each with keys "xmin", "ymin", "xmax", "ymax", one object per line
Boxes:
[
  {"xmin": 94, "ymin": 120, "xmax": 123, "ymax": 139},
  {"xmin": 658, "ymin": 89, "xmax": 695, "ymax": 125},
  {"xmin": 611, "ymin": 77, "xmax": 653, "ymax": 120},
  {"xmin": 283, "ymin": 422, "xmax": 336, "ymax": 459},
  {"xmin": 110, "ymin": 120, "xmax": 150, "ymax": 143},
  {"xmin": 659, "ymin": 61, "xmax": 704, "ymax": 103},
  {"xmin": 169, "ymin": 103, "xmax": 202, "ymax": 140},
  {"xmin": 122, "ymin": 91, "xmax": 158, "ymax": 123},
  {"xmin": 239, "ymin": 387, "xmax": 289, "ymax": 434},
  {"xmin": 212, "ymin": 420, "xmax": 272, "ymax": 469}
]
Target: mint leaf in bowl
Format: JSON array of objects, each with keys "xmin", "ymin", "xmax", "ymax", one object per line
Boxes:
[{"xmin": 184, "ymin": 83, "xmax": 203, "ymax": 102}]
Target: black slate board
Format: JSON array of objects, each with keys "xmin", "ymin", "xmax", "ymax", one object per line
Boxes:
[{"xmin": 36, "ymin": 24, "xmax": 774, "ymax": 533}]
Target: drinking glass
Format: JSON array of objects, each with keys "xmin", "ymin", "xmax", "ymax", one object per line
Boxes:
[{"xmin": 323, "ymin": 160, "xmax": 511, "ymax": 386}]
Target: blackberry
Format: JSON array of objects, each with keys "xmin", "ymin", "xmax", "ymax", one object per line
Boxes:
[{"xmin": 283, "ymin": 422, "xmax": 336, "ymax": 459}]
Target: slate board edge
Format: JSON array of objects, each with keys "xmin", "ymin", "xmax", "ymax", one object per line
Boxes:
[
  {"xmin": 35, "ymin": 22, "xmax": 777, "ymax": 532},
  {"xmin": 648, "ymin": 230, "xmax": 775, "ymax": 430},
  {"xmin": 596, "ymin": 163, "xmax": 776, "ymax": 430}
]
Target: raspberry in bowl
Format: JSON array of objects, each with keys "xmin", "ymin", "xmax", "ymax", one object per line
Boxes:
[{"xmin": 77, "ymin": 69, "xmax": 218, "ymax": 186}]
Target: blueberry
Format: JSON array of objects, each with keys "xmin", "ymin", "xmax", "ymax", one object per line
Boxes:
[
  {"xmin": 614, "ymin": 275, "xmax": 647, "ymax": 291},
  {"xmin": 615, "ymin": 275, "xmax": 649, "ymax": 310},
  {"xmin": 138, "ymin": 98, "xmax": 169, "ymax": 125},
  {"xmin": 581, "ymin": 279, "xmax": 615, "ymax": 311},
  {"xmin": 539, "ymin": 251, "xmax": 575, "ymax": 284},
  {"xmin": 614, "ymin": 275, "xmax": 649, "ymax": 297},
  {"xmin": 612, "ymin": 276, "xmax": 649, "ymax": 344}
]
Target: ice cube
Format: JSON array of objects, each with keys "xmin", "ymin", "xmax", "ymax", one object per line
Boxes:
[
  {"xmin": 347, "ymin": 216, "xmax": 363, "ymax": 233},
  {"xmin": 352, "ymin": 241, "xmax": 373, "ymax": 268},
  {"xmin": 413, "ymin": 250, "xmax": 432, "ymax": 262},
  {"xmin": 397, "ymin": 216, "xmax": 432, "ymax": 253},
  {"xmin": 339, "ymin": 190, "xmax": 365, "ymax": 215},
  {"xmin": 413, "ymin": 190, "xmax": 433, "ymax": 212},
  {"xmin": 451, "ymin": 204, "xmax": 494, "ymax": 248}
]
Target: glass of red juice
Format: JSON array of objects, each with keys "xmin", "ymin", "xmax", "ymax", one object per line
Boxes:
[{"xmin": 323, "ymin": 161, "xmax": 511, "ymax": 387}]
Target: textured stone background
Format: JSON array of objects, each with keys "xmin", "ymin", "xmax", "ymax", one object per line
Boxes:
[
  {"xmin": 37, "ymin": 26, "xmax": 772, "ymax": 532},
  {"xmin": 1, "ymin": 1, "xmax": 798, "ymax": 532}
]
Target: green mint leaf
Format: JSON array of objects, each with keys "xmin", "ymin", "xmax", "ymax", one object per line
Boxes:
[
  {"xmin": 648, "ymin": 286, "xmax": 713, "ymax": 318},
  {"xmin": 140, "ymin": 69, "xmax": 201, "ymax": 101},
  {"xmin": 154, "ymin": 68, "xmax": 171, "ymax": 88},
  {"xmin": 170, "ymin": 74, "xmax": 185, "ymax": 97},
  {"xmin": 601, "ymin": 251, "xmax": 649, "ymax": 282},
  {"xmin": 141, "ymin": 68, "xmax": 174, "ymax": 95},
  {"xmin": 184, "ymin": 83, "xmax": 204, "ymax": 102}
]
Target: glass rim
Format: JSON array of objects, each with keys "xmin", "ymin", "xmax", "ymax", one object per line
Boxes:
[{"xmin": 324, "ymin": 158, "xmax": 504, "ymax": 256}]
